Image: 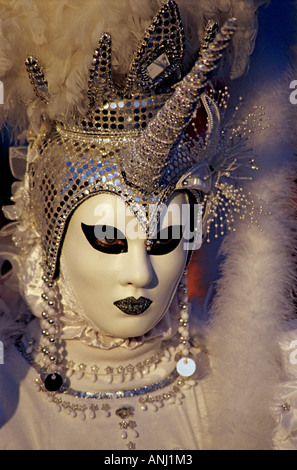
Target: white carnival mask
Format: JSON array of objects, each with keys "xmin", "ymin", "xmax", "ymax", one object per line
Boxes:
[{"xmin": 60, "ymin": 192, "xmax": 190, "ymax": 338}]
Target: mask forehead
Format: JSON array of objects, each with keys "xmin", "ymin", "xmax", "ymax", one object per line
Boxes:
[{"xmin": 64, "ymin": 191, "xmax": 189, "ymax": 240}]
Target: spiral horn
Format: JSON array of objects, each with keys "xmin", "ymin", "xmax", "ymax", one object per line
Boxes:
[{"xmin": 121, "ymin": 17, "xmax": 237, "ymax": 192}]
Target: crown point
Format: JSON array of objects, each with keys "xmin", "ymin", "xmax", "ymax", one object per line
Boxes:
[{"xmin": 25, "ymin": 55, "xmax": 49, "ymax": 104}]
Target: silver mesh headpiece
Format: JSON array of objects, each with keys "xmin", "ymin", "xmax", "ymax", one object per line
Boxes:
[{"xmin": 25, "ymin": 0, "xmax": 237, "ymax": 280}]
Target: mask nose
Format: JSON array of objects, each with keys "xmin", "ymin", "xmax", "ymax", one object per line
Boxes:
[{"xmin": 118, "ymin": 241, "xmax": 154, "ymax": 288}]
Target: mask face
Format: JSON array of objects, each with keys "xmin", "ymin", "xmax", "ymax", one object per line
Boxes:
[{"xmin": 60, "ymin": 191, "xmax": 189, "ymax": 338}]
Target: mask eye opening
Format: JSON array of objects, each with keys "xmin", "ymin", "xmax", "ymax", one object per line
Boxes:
[{"xmin": 81, "ymin": 223, "xmax": 128, "ymax": 254}]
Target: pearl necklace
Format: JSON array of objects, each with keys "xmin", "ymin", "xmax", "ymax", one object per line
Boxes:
[
  {"xmin": 17, "ymin": 334, "xmax": 195, "ymax": 410},
  {"xmin": 27, "ymin": 342, "xmax": 174, "ymax": 385},
  {"xmin": 15, "ymin": 335, "xmax": 196, "ymax": 449}
]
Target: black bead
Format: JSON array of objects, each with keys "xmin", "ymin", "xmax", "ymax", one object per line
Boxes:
[{"xmin": 44, "ymin": 373, "xmax": 63, "ymax": 391}]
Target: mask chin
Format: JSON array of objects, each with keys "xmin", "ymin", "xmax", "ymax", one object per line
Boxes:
[{"xmin": 57, "ymin": 250, "xmax": 182, "ymax": 346}]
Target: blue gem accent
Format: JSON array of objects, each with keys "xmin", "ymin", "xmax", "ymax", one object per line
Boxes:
[{"xmin": 68, "ymin": 369, "xmax": 179, "ymax": 399}]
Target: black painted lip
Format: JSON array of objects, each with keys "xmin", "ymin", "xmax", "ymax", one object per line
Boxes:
[{"xmin": 113, "ymin": 296, "xmax": 152, "ymax": 315}]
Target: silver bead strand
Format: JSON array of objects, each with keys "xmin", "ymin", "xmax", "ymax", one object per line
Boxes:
[
  {"xmin": 40, "ymin": 275, "xmax": 63, "ymax": 391},
  {"xmin": 176, "ymin": 269, "xmax": 196, "ymax": 378}
]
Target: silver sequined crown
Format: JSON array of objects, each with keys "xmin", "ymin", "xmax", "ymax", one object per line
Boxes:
[{"xmin": 25, "ymin": 0, "xmax": 236, "ymax": 280}]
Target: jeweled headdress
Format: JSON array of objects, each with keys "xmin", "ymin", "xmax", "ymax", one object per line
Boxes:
[
  {"xmin": 1, "ymin": 0, "xmax": 267, "ymax": 284},
  {"xmin": 23, "ymin": 1, "xmax": 239, "ymax": 282}
]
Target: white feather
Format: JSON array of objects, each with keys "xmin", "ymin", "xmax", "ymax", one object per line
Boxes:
[
  {"xmin": 0, "ymin": 0, "xmax": 267, "ymax": 140},
  {"xmin": 202, "ymin": 163, "xmax": 297, "ymax": 449}
]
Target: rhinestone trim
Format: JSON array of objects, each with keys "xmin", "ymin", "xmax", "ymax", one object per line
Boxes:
[{"xmin": 15, "ymin": 335, "xmax": 180, "ymax": 399}]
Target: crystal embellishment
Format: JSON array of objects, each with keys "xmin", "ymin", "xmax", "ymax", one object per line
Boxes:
[{"xmin": 176, "ymin": 357, "xmax": 196, "ymax": 377}]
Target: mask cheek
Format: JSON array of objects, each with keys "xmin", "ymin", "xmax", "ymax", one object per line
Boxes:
[{"xmin": 150, "ymin": 243, "xmax": 187, "ymax": 310}]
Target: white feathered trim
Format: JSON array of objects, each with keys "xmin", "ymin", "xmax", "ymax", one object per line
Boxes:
[
  {"xmin": 200, "ymin": 33, "xmax": 297, "ymax": 444},
  {"xmin": 203, "ymin": 162, "xmax": 297, "ymax": 450}
]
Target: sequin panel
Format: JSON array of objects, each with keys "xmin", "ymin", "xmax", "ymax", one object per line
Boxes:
[
  {"xmin": 58, "ymin": 95, "xmax": 167, "ymax": 136},
  {"xmin": 30, "ymin": 128, "xmax": 188, "ymax": 281}
]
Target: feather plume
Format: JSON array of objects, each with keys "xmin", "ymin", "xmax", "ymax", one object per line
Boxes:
[
  {"xmin": 204, "ymin": 164, "xmax": 297, "ymax": 449},
  {"xmin": 0, "ymin": 0, "xmax": 267, "ymax": 141}
]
